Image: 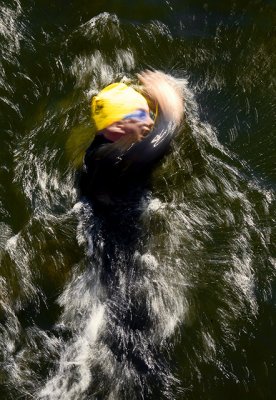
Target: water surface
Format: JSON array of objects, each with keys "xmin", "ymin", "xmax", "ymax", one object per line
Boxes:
[{"xmin": 0, "ymin": 0, "xmax": 275, "ymax": 399}]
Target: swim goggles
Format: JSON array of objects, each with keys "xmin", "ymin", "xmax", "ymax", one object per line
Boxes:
[{"xmin": 123, "ymin": 109, "xmax": 149, "ymax": 121}]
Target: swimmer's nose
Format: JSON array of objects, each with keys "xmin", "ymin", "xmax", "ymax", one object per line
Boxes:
[
  {"xmin": 142, "ymin": 116, "xmax": 154, "ymax": 136},
  {"xmin": 145, "ymin": 114, "xmax": 154, "ymax": 129}
]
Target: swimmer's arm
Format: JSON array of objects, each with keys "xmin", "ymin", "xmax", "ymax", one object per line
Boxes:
[
  {"xmin": 120, "ymin": 115, "xmax": 176, "ymax": 167},
  {"xmin": 118, "ymin": 70, "xmax": 184, "ymax": 166}
]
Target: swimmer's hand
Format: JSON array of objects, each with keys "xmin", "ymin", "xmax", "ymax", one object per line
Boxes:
[{"xmin": 137, "ymin": 70, "xmax": 184, "ymax": 124}]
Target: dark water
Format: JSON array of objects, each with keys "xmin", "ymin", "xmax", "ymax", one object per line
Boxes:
[{"xmin": 0, "ymin": 0, "xmax": 275, "ymax": 399}]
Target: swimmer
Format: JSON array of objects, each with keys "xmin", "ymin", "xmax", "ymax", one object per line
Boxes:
[{"xmin": 81, "ymin": 70, "xmax": 184, "ymax": 204}]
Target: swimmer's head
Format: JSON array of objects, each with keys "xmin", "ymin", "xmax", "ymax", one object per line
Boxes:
[{"xmin": 91, "ymin": 82, "xmax": 152, "ymax": 132}]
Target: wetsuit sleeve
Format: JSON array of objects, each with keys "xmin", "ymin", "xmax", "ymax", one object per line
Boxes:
[{"xmin": 86, "ymin": 113, "xmax": 177, "ymax": 174}]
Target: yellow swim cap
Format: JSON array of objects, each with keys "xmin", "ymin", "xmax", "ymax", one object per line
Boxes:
[{"xmin": 91, "ymin": 82, "xmax": 149, "ymax": 131}]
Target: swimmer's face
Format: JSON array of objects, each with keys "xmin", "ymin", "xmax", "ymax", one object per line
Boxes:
[{"xmin": 101, "ymin": 108, "xmax": 154, "ymax": 142}]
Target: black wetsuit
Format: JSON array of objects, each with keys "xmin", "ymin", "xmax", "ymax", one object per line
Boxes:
[{"xmin": 80, "ymin": 114, "xmax": 176, "ymax": 205}]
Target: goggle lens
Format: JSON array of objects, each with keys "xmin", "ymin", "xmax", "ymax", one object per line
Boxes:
[{"xmin": 123, "ymin": 109, "xmax": 148, "ymax": 121}]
